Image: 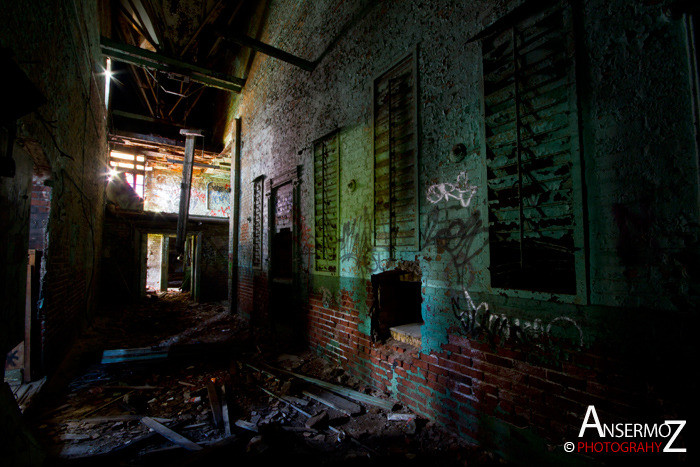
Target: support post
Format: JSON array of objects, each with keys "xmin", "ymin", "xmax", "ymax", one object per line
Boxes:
[
  {"xmin": 228, "ymin": 118, "xmax": 241, "ymax": 313},
  {"xmin": 175, "ymin": 129, "xmax": 203, "ymax": 255}
]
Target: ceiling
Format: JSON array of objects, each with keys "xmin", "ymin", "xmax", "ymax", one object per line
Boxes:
[{"xmin": 103, "ymin": 0, "xmax": 263, "ymax": 166}]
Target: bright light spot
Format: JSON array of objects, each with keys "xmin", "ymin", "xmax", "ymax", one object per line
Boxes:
[
  {"xmin": 107, "ymin": 168, "xmax": 119, "ymax": 181},
  {"xmin": 104, "ymin": 58, "xmax": 112, "ymax": 110},
  {"xmin": 110, "ymin": 151, "xmax": 136, "ymax": 161}
]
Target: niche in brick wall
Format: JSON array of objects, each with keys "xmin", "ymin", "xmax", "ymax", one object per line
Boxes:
[{"xmin": 370, "ymin": 268, "xmax": 423, "ymax": 346}]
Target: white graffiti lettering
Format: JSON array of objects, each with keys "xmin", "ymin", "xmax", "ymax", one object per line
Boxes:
[{"xmin": 426, "ymin": 172, "xmax": 477, "ymax": 208}]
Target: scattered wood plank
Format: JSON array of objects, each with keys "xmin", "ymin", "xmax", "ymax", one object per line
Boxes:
[
  {"xmin": 282, "ymin": 395, "xmax": 308, "ymax": 406},
  {"xmin": 303, "ymin": 388, "xmax": 362, "ymax": 416},
  {"xmin": 62, "ymin": 433, "xmax": 91, "ymax": 441},
  {"xmin": 101, "ymin": 347, "xmax": 169, "ymax": 364},
  {"xmin": 305, "ymin": 410, "xmax": 328, "ymax": 429},
  {"xmin": 234, "ymin": 420, "xmax": 258, "ymax": 433},
  {"xmin": 263, "ymin": 364, "xmax": 396, "ymax": 411},
  {"xmin": 80, "ymin": 390, "xmax": 136, "ymax": 418},
  {"xmin": 100, "ymin": 385, "xmax": 160, "ymax": 390},
  {"xmin": 206, "ymin": 381, "xmax": 223, "ymax": 428},
  {"xmin": 16, "ymin": 377, "xmax": 47, "ymax": 412},
  {"xmin": 140, "ymin": 417, "xmax": 203, "ymax": 451},
  {"xmin": 72, "ymin": 415, "xmax": 171, "ymax": 424},
  {"xmin": 221, "ymin": 384, "xmax": 231, "ymax": 436}
]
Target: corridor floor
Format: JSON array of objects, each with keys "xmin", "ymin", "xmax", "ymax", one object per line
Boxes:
[{"xmin": 25, "ymin": 293, "xmax": 500, "ymax": 466}]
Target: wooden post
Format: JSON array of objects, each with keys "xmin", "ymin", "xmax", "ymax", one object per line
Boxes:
[{"xmin": 175, "ymin": 129, "xmax": 203, "ymax": 255}]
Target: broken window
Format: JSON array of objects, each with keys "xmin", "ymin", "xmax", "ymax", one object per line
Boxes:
[
  {"xmin": 252, "ymin": 175, "xmax": 264, "ymax": 269},
  {"xmin": 109, "ymin": 151, "xmax": 145, "ymax": 198},
  {"xmin": 370, "ymin": 267, "xmax": 423, "ymax": 346},
  {"xmin": 482, "ymin": 2, "xmax": 583, "ymax": 294},
  {"xmin": 374, "ymin": 52, "xmax": 419, "ymax": 255},
  {"xmin": 313, "ymin": 131, "xmax": 339, "ymax": 274}
]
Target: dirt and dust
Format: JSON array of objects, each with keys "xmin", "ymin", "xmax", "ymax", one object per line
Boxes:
[{"xmin": 25, "ymin": 292, "xmax": 503, "ymax": 466}]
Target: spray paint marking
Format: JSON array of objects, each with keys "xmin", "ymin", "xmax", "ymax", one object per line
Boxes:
[{"xmin": 426, "ymin": 171, "xmax": 477, "ymax": 208}]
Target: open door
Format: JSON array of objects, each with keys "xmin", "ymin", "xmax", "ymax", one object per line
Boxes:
[{"xmin": 268, "ymin": 167, "xmax": 301, "ymax": 347}]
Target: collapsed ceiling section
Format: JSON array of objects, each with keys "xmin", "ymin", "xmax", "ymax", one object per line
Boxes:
[
  {"xmin": 103, "ymin": 0, "xmax": 262, "ymax": 158},
  {"xmin": 109, "ymin": 130, "xmax": 230, "ymax": 176}
]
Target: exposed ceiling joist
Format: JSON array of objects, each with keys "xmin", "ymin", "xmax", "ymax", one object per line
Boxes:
[
  {"xmin": 101, "ymin": 36, "xmax": 245, "ymax": 93},
  {"xmin": 126, "ymin": 0, "xmax": 161, "ymax": 48},
  {"xmin": 112, "ymin": 109, "xmax": 187, "ymax": 128},
  {"xmin": 179, "ymin": 0, "xmax": 226, "ymax": 58},
  {"xmin": 118, "ymin": 3, "xmax": 158, "ymax": 50},
  {"xmin": 217, "ymin": 30, "xmax": 316, "ymax": 72}
]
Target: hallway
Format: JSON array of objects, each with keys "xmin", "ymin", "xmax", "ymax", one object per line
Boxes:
[
  {"xmin": 25, "ymin": 293, "xmax": 493, "ymax": 466},
  {"xmin": 2, "ymin": 0, "xmax": 697, "ymax": 465}
]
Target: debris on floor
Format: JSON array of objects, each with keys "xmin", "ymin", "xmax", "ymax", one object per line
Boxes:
[{"xmin": 26, "ymin": 292, "xmax": 502, "ymax": 465}]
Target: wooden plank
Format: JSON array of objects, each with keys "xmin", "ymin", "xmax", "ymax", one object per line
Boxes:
[
  {"xmin": 101, "ymin": 347, "xmax": 169, "ymax": 364},
  {"xmin": 234, "ymin": 420, "xmax": 258, "ymax": 433},
  {"xmin": 262, "ymin": 364, "xmax": 396, "ymax": 411},
  {"xmin": 221, "ymin": 384, "xmax": 231, "ymax": 436},
  {"xmin": 140, "ymin": 417, "xmax": 202, "ymax": 451},
  {"xmin": 302, "ymin": 388, "xmax": 361, "ymax": 416},
  {"xmin": 73, "ymin": 415, "xmax": 171, "ymax": 424},
  {"xmin": 207, "ymin": 381, "xmax": 223, "ymax": 428},
  {"xmin": 80, "ymin": 390, "xmax": 135, "ymax": 418}
]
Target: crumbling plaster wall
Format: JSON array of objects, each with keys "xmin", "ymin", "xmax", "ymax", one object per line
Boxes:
[
  {"xmin": 144, "ymin": 168, "xmax": 231, "ymax": 218},
  {"xmin": 0, "ymin": 0, "xmax": 108, "ymax": 372},
  {"xmin": 225, "ymin": 0, "xmax": 699, "ymax": 346},
  {"xmin": 220, "ymin": 0, "xmax": 698, "ymax": 459}
]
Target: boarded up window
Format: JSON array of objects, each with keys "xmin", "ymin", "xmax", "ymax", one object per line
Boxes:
[
  {"xmin": 374, "ymin": 52, "xmax": 418, "ymax": 254},
  {"xmin": 483, "ymin": 3, "xmax": 581, "ymax": 294},
  {"xmin": 252, "ymin": 176, "xmax": 264, "ymax": 269},
  {"xmin": 314, "ymin": 131, "xmax": 339, "ymax": 273}
]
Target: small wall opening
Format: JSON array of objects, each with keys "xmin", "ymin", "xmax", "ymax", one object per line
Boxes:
[{"xmin": 370, "ymin": 268, "xmax": 423, "ymax": 346}]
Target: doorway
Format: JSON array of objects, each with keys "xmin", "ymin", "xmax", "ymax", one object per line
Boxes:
[
  {"xmin": 144, "ymin": 233, "xmax": 200, "ymax": 298},
  {"xmin": 268, "ymin": 169, "xmax": 301, "ymax": 347}
]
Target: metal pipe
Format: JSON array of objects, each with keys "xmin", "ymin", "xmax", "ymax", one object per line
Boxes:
[{"xmin": 228, "ymin": 118, "xmax": 241, "ymax": 312}]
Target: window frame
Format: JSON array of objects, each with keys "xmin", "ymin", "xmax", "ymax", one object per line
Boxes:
[
  {"xmin": 372, "ymin": 46, "xmax": 420, "ymax": 256},
  {"xmin": 251, "ymin": 175, "xmax": 265, "ymax": 270},
  {"xmin": 478, "ymin": 1, "xmax": 588, "ymax": 304},
  {"xmin": 313, "ymin": 130, "xmax": 340, "ymax": 276}
]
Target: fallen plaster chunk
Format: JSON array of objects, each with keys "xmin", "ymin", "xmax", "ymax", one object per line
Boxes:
[{"xmin": 387, "ymin": 413, "xmax": 417, "ymax": 422}]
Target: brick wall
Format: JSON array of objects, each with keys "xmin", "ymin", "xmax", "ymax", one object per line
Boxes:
[
  {"xmin": 1, "ymin": 0, "xmax": 108, "ymax": 373},
  {"xmin": 306, "ymin": 288, "xmax": 691, "ymax": 463},
  {"xmin": 101, "ymin": 211, "xmax": 230, "ymax": 303},
  {"xmin": 218, "ymin": 0, "xmax": 697, "ymax": 461},
  {"xmin": 28, "ymin": 176, "xmax": 51, "ymax": 251}
]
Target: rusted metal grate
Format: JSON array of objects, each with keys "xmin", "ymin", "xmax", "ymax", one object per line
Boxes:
[
  {"xmin": 252, "ymin": 176, "xmax": 264, "ymax": 269},
  {"xmin": 374, "ymin": 52, "xmax": 418, "ymax": 254},
  {"xmin": 314, "ymin": 131, "xmax": 339, "ymax": 273},
  {"xmin": 483, "ymin": 3, "xmax": 579, "ymax": 294}
]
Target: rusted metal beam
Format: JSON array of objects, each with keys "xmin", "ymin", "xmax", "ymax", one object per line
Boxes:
[
  {"xmin": 101, "ymin": 37, "xmax": 245, "ymax": 92},
  {"xmin": 175, "ymin": 129, "xmax": 204, "ymax": 255},
  {"xmin": 216, "ymin": 31, "xmax": 316, "ymax": 72}
]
